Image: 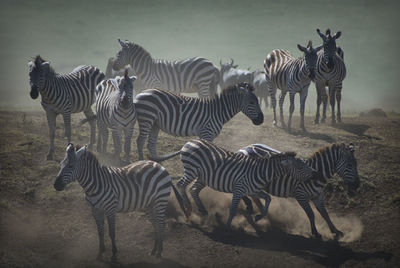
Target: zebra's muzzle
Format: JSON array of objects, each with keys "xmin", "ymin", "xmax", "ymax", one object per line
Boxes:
[
  {"xmin": 252, "ymin": 112, "xmax": 264, "ymax": 125},
  {"xmin": 30, "ymin": 86, "xmax": 39, "ymax": 99},
  {"xmin": 309, "ymin": 70, "xmax": 316, "ymax": 80},
  {"xmin": 54, "ymin": 178, "xmax": 65, "ymax": 191},
  {"xmin": 121, "ymin": 96, "xmax": 130, "ymax": 109}
]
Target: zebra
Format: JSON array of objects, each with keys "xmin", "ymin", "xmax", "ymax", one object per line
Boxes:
[
  {"xmin": 112, "ymin": 39, "xmax": 220, "ymax": 98},
  {"xmin": 95, "ymin": 69, "xmax": 137, "ymax": 163},
  {"xmin": 314, "ymin": 29, "xmax": 346, "ymax": 124},
  {"xmin": 28, "ymin": 55, "xmax": 105, "ymax": 160},
  {"xmin": 157, "ymin": 139, "xmax": 317, "ymax": 228},
  {"xmin": 264, "ymin": 41, "xmax": 322, "ymax": 131},
  {"xmin": 237, "ymin": 142, "xmax": 360, "ymax": 239},
  {"xmin": 134, "ymin": 82, "xmax": 264, "ymax": 161},
  {"xmin": 53, "ymin": 143, "xmax": 186, "ymax": 261}
]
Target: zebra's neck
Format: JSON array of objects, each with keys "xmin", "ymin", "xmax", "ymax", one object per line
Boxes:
[
  {"xmin": 39, "ymin": 70, "xmax": 59, "ymax": 102},
  {"xmin": 128, "ymin": 45, "xmax": 153, "ymax": 78},
  {"xmin": 76, "ymin": 153, "xmax": 109, "ymax": 195},
  {"xmin": 216, "ymin": 88, "xmax": 241, "ymax": 124},
  {"xmin": 291, "ymin": 58, "xmax": 309, "ymax": 81},
  {"xmin": 306, "ymin": 145, "xmax": 338, "ymax": 182}
]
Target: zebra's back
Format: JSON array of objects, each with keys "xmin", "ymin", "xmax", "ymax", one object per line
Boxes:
[{"xmin": 264, "ymin": 49, "xmax": 295, "ymax": 89}]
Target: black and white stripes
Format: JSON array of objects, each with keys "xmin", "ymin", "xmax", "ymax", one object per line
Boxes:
[
  {"xmin": 134, "ymin": 82, "xmax": 264, "ymax": 161},
  {"xmin": 112, "ymin": 39, "xmax": 220, "ymax": 98},
  {"xmin": 28, "ymin": 55, "xmax": 105, "ymax": 160},
  {"xmin": 95, "ymin": 70, "xmax": 137, "ymax": 163},
  {"xmin": 264, "ymin": 42, "xmax": 322, "ymax": 130},
  {"xmin": 54, "ymin": 144, "xmax": 185, "ymax": 261},
  {"xmin": 237, "ymin": 142, "xmax": 359, "ymax": 239}
]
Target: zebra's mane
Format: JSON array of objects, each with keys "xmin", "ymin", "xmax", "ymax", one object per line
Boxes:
[
  {"xmin": 220, "ymin": 83, "xmax": 255, "ymax": 96},
  {"xmin": 33, "ymin": 55, "xmax": 56, "ymax": 75},
  {"xmin": 128, "ymin": 42, "xmax": 153, "ymax": 60},
  {"xmin": 309, "ymin": 143, "xmax": 339, "ymax": 158},
  {"xmin": 75, "ymin": 145, "xmax": 102, "ymax": 166},
  {"xmin": 268, "ymin": 151, "xmax": 297, "ymax": 161}
]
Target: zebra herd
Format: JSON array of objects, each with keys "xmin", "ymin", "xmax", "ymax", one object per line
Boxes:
[{"xmin": 27, "ymin": 28, "xmax": 358, "ymax": 262}]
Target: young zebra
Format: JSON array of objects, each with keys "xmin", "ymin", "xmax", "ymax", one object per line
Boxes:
[
  {"xmin": 95, "ymin": 70, "xmax": 137, "ymax": 163},
  {"xmin": 314, "ymin": 29, "xmax": 346, "ymax": 124},
  {"xmin": 54, "ymin": 143, "xmax": 186, "ymax": 261},
  {"xmin": 159, "ymin": 139, "xmax": 317, "ymax": 228},
  {"xmin": 237, "ymin": 142, "xmax": 360, "ymax": 239},
  {"xmin": 134, "ymin": 82, "xmax": 264, "ymax": 161},
  {"xmin": 264, "ymin": 41, "xmax": 322, "ymax": 131},
  {"xmin": 112, "ymin": 39, "xmax": 220, "ymax": 98},
  {"xmin": 28, "ymin": 55, "xmax": 105, "ymax": 160}
]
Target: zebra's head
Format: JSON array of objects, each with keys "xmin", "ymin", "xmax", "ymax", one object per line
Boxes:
[
  {"xmin": 28, "ymin": 55, "xmax": 51, "ymax": 99},
  {"xmin": 113, "ymin": 39, "xmax": 133, "ymax": 71},
  {"xmin": 237, "ymin": 82, "xmax": 264, "ymax": 125},
  {"xmin": 279, "ymin": 153, "xmax": 318, "ymax": 183},
  {"xmin": 316, "ymin": 28, "xmax": 342, "ymax": 69},
  {"xmin": 297, "ymin": 41, "xmax": 322, "ymax": 80},
  {"xmin": 335, "ymin": 143, "xmax": 360, "ymax": 190},
  {"xmin": 115, "ymin": 69, "xmax": 137, "ymax": 109},
  {"xmin": 54, "ymin": 143, "xmax": 87, "ymax": 191}
]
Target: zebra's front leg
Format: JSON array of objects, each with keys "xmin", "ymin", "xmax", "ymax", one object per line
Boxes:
[
  {"xmin": 287, "ymin": 91, "xmax": 295, "ymax": 131},
  {"xmin": 45, "ymin": 111, "xmax": 57, "ymax": 160},
  {"xmin": 189, "ymin": 180, "xmax": 208, "ymax": 216},
  {"xmin": 321, "ymin": 86, "xmax": 328, "ymax": 123},
  {"xmin": 312, "ymin": 195, "xmax": 343, "ymax": 240},
  {"xmin": 329, "ymin": 87, "xmax": 336, "ymax": 125},
  {"xmin": 111, "ymin": 127, "xmax": 122, "ymax": 163},
  {"xmin": 242, "ymin": 196, "xmax": 254, "ymax": 215},
  {"xmin": 84, "ymin": 108, "xmax": 96, "ymax": 150},
  {"xmin": 97, "ymin": 122, "xmax": 108, "ymax": 154},
  {"xmin": 106, "ymin": 213, "xmax": 118, "ymax": 263},
  {"xmin": 336, "ymin": 89, "xmax": 342, "ymax": 123},
  {"xmin": 147, "ymin": 124, "xmax": 160, "ymax": 159},
  {"xmin": 123, "ymin": 126, "xmax": 134, "ymax": 163},
  {"xmin": 299, "ymin": 88, "xmax": 309, "ymax": 131},
  {"xmin": 314, "ymin": 84, "xmax": 323, "ymax": 124},
  {"xmin": 295, "ymin": 193, "xmax": 321, "ymax": 239},
  {"xmin": 254, "ymin": 191, "xmax": 272, "ymax": 222},
  {"xmin": 278, "ymin": 91, "xmax": 287, "ymax": 128},
  {"xmin": 137, "ymin": 121, "xmax": 151, "ymax": 160},
  {"xmin": 269, "ymin": 87, "xmax": 278, "ymax": 127},
  {"xmin": 62, "ymin": 113, "xmax": 72, "ymax": 143},
  {"xmin": 92, "ymin": 207, "xmax": 105, "ymax": 261},
  {"xmin": 226, "ymin": 186, "xmax": 245, "ymax": 228}
]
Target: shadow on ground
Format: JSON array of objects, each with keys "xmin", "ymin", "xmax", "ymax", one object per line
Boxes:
[{"xmin": 332, "ymin": 123, "xmax": 381, "ymax": 140}]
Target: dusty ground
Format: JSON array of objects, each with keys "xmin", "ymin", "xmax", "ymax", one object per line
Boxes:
[{"xmin": 0, "ymin": 110, "xmax": 399, "ymax": 267}]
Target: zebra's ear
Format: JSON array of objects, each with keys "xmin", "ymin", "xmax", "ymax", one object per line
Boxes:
[
  {"xmin": 118, "ymin": 38, "xmax": 125, "ymax": 47},
  {"xmin": 28, "ymin": 61, "xmax": 34, "ymax": 71},
  {"xmin": 129, "ymin": 75, "xmax": 137, "ymax": 81},
  {"xmin": 315, "ymin": 45, "xmax": 323, "ymax": 52},
  {"xmin": 316, "ymin": 28, "xmax": 327, "ymax": 41},
  {"xmin": 66, "ymin": 143, "xmax": 75, "ymax": 155},
  {"xmin": 76, "ymin": 145, "xmax": 87, "ymax": 158},
  {"xmin": 333, "ymin": 31, "xmax": 342, "ymax": 40},
  {"xmin": 41, "ymin": 61, "xmax": 51, "ymax": 70},
  {"xmin": 297, "ymin": 44, "xmax": 307, "ymax": 53},
  {"xmin": 349, "ymin": 143, "xmax": 355, "ymax": 153}
]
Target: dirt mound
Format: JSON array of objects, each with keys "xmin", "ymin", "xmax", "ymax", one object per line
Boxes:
[{"xmin": 359, "ymin": 108, "xmax": 387, "ymax": 118}]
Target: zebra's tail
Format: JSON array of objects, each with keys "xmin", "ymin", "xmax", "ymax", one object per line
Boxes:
[
  {"xmin": 148, "ymin": 150, "xmax": 181, "ymax": 163},
  {"xmin": 79, "ymin": 115, "xmax": 97, "ymax": 126},
  {"xmin": 171, "ymin": 182, "xmax": 191, "ymax": 221}
]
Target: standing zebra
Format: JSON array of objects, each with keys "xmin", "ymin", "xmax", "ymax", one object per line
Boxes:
[
  {"xmin": 95, "ymin": 70, "xmax": 137, "ymax": 163},
  {"xmin": 314, "ymin": 29, "xmax": 346, "ymax": 124},
  {"xmin": 264, "ymin": 41, "xmax": 322, "ymax": 131},
  {"xmin": 237, "ymin": 142, "xmax": 359, "ymax": 239},
  {"xmin": 54, "ymin": 143, "xmax": 186, "ymax": 261},
  {"xmin": 28, "ymin": 55, "xmax": 105, "ymax": 160},
  {"xmin": 112, "ymin": 39, "xmax": 220, "ymax": 98},
  {"xmin": 160, "ymin": 139, "xmax": 317, "ymax": 228},
  {"xmin": 134, "ymin": 82, "xmax": 264, "ymax": 161}
]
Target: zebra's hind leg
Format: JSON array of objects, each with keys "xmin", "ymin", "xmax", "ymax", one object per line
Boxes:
[
  {"xmin": 147, "ymin": 124, "xmax": 160, "ymax": 160},
  {"xmin": 336, "ymin": 89, "xmax": 342, "ymax": 123},
  {"xmin": 148, "ymin": 201, "xmax": 167, "ymax": 258},
  {"xmin": 111, "ymin": 127, "xmax": 122, "ymax": 164},
  {"xmin": 242, "ymin": 196, "xmax": 254, "ymax": 215},
  {"xmin": 176, "ymin": 175, "xmax": 196, "ymax": 219},
  {"xmin": 84, "ymin": 108, "xmax": 96, "ymax": 150},
  {"xmin": 299, "ymin": 88, "xmax": 309, "ymax": 131},
  {"xmin": 45, "ymin": 111, "xmax": 57, "ymax": 160},
  {"xmin": 92, "ymin": 207, "xmax": 105, "ymax": 261},
  {"xmin": 226, "ymin": 186, "xmax": 245, "ymax": 228},
  {"xmin": 189, "ymin": 180, "xmax": 208, "ymax": 216},
  {"xmin": 269, "ymin": 86, "xmax": 278, "ymax": 127},
  {"xmin": 137, "ymin": 121, "xmax": 152, "ymax": 160},
  {"xmin": 278, "ymin": 91, "xmax": 287, "ymax": 128},
  {"xmin": 97, "ymin": 122, "xmax": 108, "ymax": 154},
  {"xmin": 106, "ymin": 213, "xmax": 118, "ymax": 263},
  {"xmin": 254, "ymin": 191, "xmax": 271, "ymax": 222},
  {"xmin": 312, "ymin": 195, "xmax": 343, "ymax": 240},
  {"xmin": 287, "ymin": 91, "xmax": 295, "ymax": 131},
  {"xmin": 123, "ymin": 126, "xmax": 134, "ymax": 164}
]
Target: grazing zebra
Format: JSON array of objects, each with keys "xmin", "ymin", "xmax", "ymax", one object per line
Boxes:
[
  {"xmin": 28, "ymin": 55, "xmax": 105, "ymax": 160},
  {"xmin": 53, "ymin": 143, "xmax": 186, "ymax": 261},
  {"xmin": 161, "ymin": 139, "xmax": 317, "ymax": 228},
  {"xmin": 264, "ymin": 41, "xmax": 322, "ymax": 131},
  {"xmin": 95, "ymin": 70, "xmax": 137, "ymax": 163},
  {"xmin": 112, "ymin": 39, "xmax": 220, "ymax": 98},
  {"xmin": 314, "ymin": 29, "xmax": 346, "ymax": 124},
  {"xmin": 134, "ymin": 82, "xmax": 264, "ymax": 161},
  {"xmin": 237, "ymin": 142, "xmax": 359, "ymax": 239}
]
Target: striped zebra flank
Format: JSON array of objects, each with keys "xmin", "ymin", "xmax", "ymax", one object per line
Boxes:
[
  {"xmin": 264, "ymin": 41, "xmax": 322, "ymax": 131},
  {"xmin": 171, "ymin": 139, "xmax": 317, "ymax": 228},
  {"xmin": 112, "ymin": 39, "xmax": 220, "ymax": 98},
  {"xmin": 237, "ymin": 142, "xmax": 360, "ymax": 239},
  {"xmin": 95, "ymin": 69, "xmax": 137, "ymax": 163},
  {"xmin": 53, "ymin": 143, "xmax": 186, "ymax": 261},
  {"xmin": 28, "ymin": 55, "xmax": 105, "ymax": 160},
  {"xmin": 314, "ymin": 28, "xmax": 347, "ymax": 124},
  {"xmin": 134, "ymin": 82, "xmax": 264, "ymax": 161}
]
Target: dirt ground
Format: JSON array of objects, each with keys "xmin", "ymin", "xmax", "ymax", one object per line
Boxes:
[{"xmin": 0, "ymin": 110, "xmax": 399, "ymax": 267}]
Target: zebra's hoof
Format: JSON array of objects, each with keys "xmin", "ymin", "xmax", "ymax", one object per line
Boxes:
[
  {"xmin": 254, "ymin": 214, "xmax": 263, "ymax": 222},
  {"xmin": 334, "ymin": 230, "xmax": 344, "ymax": 240},
  {"xmin": 314, "ymin": 119, "xmax": 319, "ymax": 124},
  {"xmin": 110, "ymin": 255, "xmax": 118, "ymax": 263},
  {"xmin": 46, "ymin": 154, "xmax": 53, "ymax": 161},
  {"xmin": 321, "ymin": 118, "xmax": 326, "ymax": 124},
  {"xmin": 199, "ymin": 209, "xmax": 208, "ymax": 216},
  {"xmin": 313, "ymin": 232, "xmax": 322, "ymax": 240}
]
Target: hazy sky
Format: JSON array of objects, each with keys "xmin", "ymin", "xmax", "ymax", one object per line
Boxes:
[{"xmin": 1, "ymin": 0, "xmax": 399, "ymax": 112}]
